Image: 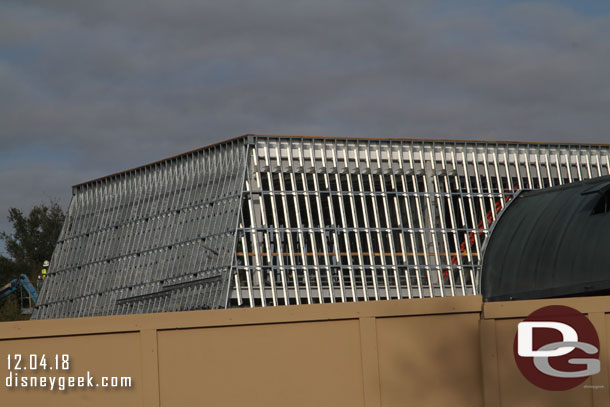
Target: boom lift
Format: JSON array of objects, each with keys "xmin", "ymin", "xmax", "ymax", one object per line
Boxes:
[{"xmin": 0, "ymin": 274, "xmax": 39, "ymax": 314}]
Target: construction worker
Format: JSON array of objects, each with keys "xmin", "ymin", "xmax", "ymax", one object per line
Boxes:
[{"xmin": 40, "ymin": 260, "xmax": 49, "ymax": 281}]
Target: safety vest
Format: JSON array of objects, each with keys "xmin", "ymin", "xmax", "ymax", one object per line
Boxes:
[{"xmin": 41, "ymin": 268, "xmax": 47, "ymax": 279}]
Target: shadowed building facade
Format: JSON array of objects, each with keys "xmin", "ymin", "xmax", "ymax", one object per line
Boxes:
[{"xmin": 32, "ymin": 135, "xmax": 610, "ymax": 319}]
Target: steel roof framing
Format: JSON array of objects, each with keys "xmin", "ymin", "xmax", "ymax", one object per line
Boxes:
[{"xmin": 32, "ymin": 135, "xmax": 610, "ymax": 318}]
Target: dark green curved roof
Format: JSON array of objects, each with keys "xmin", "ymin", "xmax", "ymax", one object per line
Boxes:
[{"xmin": 481, "ymin": 175, "xmax": 610, "ymax": 301}]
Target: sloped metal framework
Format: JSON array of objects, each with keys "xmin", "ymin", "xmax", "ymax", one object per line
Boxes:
[
  {"xmin": 33, "ymin": 135, "xmax": 610, "ymax": 318},
  {"xmin": 33, "ymin": 139, "xmax": 248, "ymax": 319}
]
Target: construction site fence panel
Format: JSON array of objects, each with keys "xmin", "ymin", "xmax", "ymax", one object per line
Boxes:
[{"xmin": 3, "ymin": 295, "xmax": 610, "ymax": 406}]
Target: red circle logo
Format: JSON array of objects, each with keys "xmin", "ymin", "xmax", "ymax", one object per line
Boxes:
[{"xmin": 513, "ymin": 305, "xmax": 600, "ymax": 391}]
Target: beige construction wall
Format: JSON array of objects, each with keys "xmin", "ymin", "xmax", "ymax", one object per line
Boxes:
[
  {"xmin": 1, "ymin": 295, "xmax": 610, "ymax": 406},
  {"xmin": 481, "ymin": 296, "xmax": 610, "ymax": 407}
]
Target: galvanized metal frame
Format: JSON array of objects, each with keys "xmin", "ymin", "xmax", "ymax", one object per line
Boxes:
[
  {"xmin": 236, "ymin": 137, "xmax": 610, "ymax": 306},
  {"xmin": 33, "ymin": 135, "xmax": 610, "ymax": 318},
  {"xmin": 34, "ymin": 139, "xmax": 249, "ymax": 319}
]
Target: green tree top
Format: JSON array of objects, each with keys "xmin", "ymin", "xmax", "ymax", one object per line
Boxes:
[
  {"xmin": 1, "ymin": 202, "xmax": 65, "ymax": 268},
  {"xmin": 0, "ymin": 202, "xmax": 65, "ymax": 321}
]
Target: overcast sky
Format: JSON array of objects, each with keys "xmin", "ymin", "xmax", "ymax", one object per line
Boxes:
[{"xmin": 1, "ymin": 0, "xmax": 610, "ymax": 252}]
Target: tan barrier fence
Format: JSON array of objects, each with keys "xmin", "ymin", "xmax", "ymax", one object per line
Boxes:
[{"xmin": 2, "ymin": 295, "xmax": 610, "ymax": 406}]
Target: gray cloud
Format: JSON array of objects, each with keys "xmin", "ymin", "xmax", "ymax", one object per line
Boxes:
[{"xmin": 1, "ymin": 0, "xmax": 610, "ymax": 246}]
